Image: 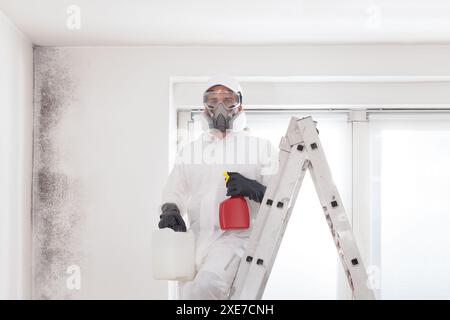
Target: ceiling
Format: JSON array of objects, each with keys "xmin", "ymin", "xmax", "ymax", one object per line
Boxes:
[{"xmin": 2, "ymin": 0, "xmax": 450, "ymax": 46}]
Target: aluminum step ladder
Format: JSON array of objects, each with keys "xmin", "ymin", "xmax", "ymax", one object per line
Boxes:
[{"xmin": 229, "ymin": 116, "xmax": 375, "ymax": 300}]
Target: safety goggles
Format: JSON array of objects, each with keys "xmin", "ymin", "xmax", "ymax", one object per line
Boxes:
[{"xmin": 203, "ymin": 91, "xmax": 241, "ymax": 110}]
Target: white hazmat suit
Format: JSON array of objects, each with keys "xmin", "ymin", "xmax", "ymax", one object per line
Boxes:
[{"xmin": 161, "ymin": 76, "xmax": 278, "ymax": 299}]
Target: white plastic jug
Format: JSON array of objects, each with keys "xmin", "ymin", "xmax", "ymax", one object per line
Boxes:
[{"xmin": 151, "ymin": 228, "xmax": 196, "ymax": 281}]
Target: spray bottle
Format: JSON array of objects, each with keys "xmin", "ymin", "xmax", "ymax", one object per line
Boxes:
[{"xmin": 219, "ymin": 171, "xmax": 250, "ymax": 230}]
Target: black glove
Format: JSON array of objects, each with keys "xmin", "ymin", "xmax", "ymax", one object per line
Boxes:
[
  {"xmin": 158, "ymin": 203, "xmax": 187, "ymax": 232},
  {"xmin": 226, "ymin": 172, "xmax": 267, "ymax": 203}
]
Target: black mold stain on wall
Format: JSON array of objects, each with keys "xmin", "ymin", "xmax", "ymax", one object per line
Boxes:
[{"xmin": 33, "ymin": 48, "xmax": 83, "ymax": 299}]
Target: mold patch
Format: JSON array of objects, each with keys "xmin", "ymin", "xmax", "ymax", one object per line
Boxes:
[{"xmin": 33, "ymin": 48, "xmax": 84, "ymax": 299}]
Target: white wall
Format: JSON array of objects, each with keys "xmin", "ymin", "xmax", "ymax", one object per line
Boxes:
[
  {"xmin": 0, "ymin": 10, "xmax": 33, "ymax": 299},
  {"xmin": 31, "ymin": 44, "xmax": 450, "ymax": 299}
]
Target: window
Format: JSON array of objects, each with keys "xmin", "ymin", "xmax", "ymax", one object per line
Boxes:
[
  {"xmin": 369, "ymin": 112, "xmax": 450, "ymax": 299},
  {"xmin": 177, "ymin": 108, "xmax": 450, "ymax": 300}
]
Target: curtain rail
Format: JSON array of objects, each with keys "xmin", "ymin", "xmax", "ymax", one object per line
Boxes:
[{"xmin": 189, "ymin": 108, "xmax": 450, "ymax": 114}]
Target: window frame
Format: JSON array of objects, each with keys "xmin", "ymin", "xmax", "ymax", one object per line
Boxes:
[{"xmin": 169, "ymin": 75, "xmax": 450, "ymax": 300}]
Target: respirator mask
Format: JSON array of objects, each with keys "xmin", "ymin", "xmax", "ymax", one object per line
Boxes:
[{"xmin": 202, "ymin": 89, "xmax": 244, "ymax": 133}]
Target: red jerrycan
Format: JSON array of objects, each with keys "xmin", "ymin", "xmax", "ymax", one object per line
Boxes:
[{"xmin": 219, "ymin": 172, "xmax": 250, "ymax": 230}]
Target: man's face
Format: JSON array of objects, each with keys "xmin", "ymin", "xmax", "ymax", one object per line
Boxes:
[
  {"xmin": 203, "ymin": 85, "xmax": 240, "ymax": 111},
  {"xmin": 202, "ymin": 85, "xmax": 243, "ymax": 135}
]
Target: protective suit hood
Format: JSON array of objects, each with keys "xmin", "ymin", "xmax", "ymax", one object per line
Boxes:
[{"xmin": 205, "ymin": 74, "xmax": 242, "ymax": 95}]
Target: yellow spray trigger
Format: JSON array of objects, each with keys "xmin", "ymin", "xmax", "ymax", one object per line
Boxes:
[{"xmin": 223, "ymin": 171, "xmax": 230, "ymax": 185}]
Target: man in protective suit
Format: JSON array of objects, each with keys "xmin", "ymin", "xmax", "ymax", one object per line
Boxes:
[{"xmin": 158, "ymin": 75, "xmax": 278, "ymax": 299}]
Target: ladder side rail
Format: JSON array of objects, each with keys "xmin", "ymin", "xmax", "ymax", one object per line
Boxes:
[
  {"xmin": 298, "ymin": 117, "xmax": 375, "ymax": 300},
  {"xmin": 233, "ymin": 144, "xmax": 309, "ymax": 299},
  {"xmin": 252, "ymin": 159, "xmax": 309, "ymax": 300},
  {"xmin": 229, "ymin": 148, "xmax": 291, "ymax": 298},
  {"xmin": 230, "ymin": 118, "xmax": 304, "ymax": 298}
]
